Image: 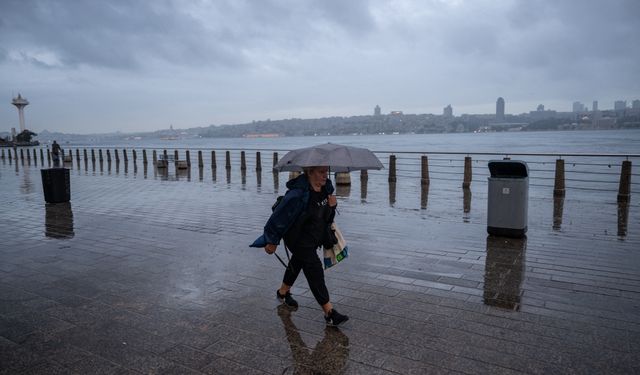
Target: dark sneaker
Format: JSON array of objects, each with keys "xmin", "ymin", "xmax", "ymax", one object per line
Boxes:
[
  {"xmin": 277, "ymin": 290, "xmax": 299, "ymax": 308},
  {"xmin": 325, "ymin": 309, "xmax": 349, "ymax": 326}
]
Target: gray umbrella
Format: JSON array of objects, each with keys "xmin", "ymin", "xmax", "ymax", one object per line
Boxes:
[{"xmin": 273, "ymin": 143, "xmax": 384, "ymax": 172}]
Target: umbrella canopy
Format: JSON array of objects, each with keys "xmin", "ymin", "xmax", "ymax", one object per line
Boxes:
[{"xmin": 273, "ymin": 143, "xmax": 384, "ymax": 172}]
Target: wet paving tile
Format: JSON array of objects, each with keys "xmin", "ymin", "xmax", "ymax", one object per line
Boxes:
[{"xmin": 1, "ymin": 159, "xmax": 639, "ymax": 374}]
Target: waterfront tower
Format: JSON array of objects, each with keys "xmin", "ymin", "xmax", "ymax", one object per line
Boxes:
[
  {"xmin": 496, "ymin": 97, "xmax": 505, "ymax": 122},
  {"xmin": 11, "ymin": 93, "xmax": 29, "ymax": 132},
  {"xmin": 374, "ymin": 104, "xmax": 381, "ymax": 116}
]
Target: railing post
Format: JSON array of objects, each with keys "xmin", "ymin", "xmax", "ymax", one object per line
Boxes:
[
  {"xmin": 462, "ymin": 156, "xmax": 472, "ymax": 188},
  {"xmin": 92, "ymin": 149, "xmax": 96, "ymax": 163},
  {"xmin": 132, "ymin": 149, "xmax": 137, "ymax": 163},
  {"xmin": 240, "ymin": 151, "xmax": 246, "ymax": 170},
  {"xmin": 421, "ymin": 155, "xmax": 430, "ymax": 185},
  {"xmin": 76, "ymin": 149, "xmax": 80, "ymax": 162},
  {"xmin": 115, "ymin": 149, "xmax": 120, "ymax": 163},
  {"xmin": 174, "ymin": 149, "xmax": 179, "ymax": 162},
  {"xmin": 163, "ymin": 149, "xmax": 168, "ymax": 161},
  {"xmin": 83, "ymin": 149, "xmax": 88, "ymax": 162},
  {"xmin": 99, "ymin": 149, "xmax": 104, "ymax": 162},
  {"xmin": 41, "ymin": 148, "xmax": 45, "ymax": 164},
  {"xmin": 20, "ymin": 149, "xmax": 24, "ymax": 161},
  {"xmin": 143, "ymin": 149, "xmax": 148, "ymax": 165},
  {"xmin": 211, "ymin": 150, "xmax": 217, "ymax": 169},
  {"xmin": 198, "ymin": 150, "xmax": 203, "ymax": 168},
  {"xmin": 554, "ymin": 158, "xmax": 565, "ymax": 197},
  {"xmin": 123, "ymin": 149, "xmax": 128, "ymax": 162},
  {"xmin": 33, "ymin": 149, "xmax": 38, "ymax": 163},
  {"xmin": 273, "ymin": 152, "xmax": 278, "ymax": 169},
  {"xmin": 152, "ymin": 150, "xmax": 157, "ymax": 165},
  {"xmin": 388, "ymin": 155, "xmax": 397, "ymax": 183},
  {"xmin": 256, "ymin": 152, "xmax": 262, "ymax": 171},
  {"xmin": 106, "ymin": 149, "xmax": 111, "ymax": 163},
  {"xmin": 47, "ymin": 149, "xmax": 51, "ymax": 164},
  {"xmin": 225, "ymin": 151, "xmax": 231, "ymax": 170},
  {"xmin": 0, "ymin": 149, "xmax": 4, "ymax": 159},
  {"xmin": 186, "ymin": 150, "xmax": 191, "ymax": 166},
  {"xmin": 617, "ymin": 160, "xmax": 632, "ymax": 202}
]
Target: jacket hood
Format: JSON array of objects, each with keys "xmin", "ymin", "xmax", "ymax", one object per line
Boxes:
[{"xmin": 286, "ymin": 173, "xmax": 335, "ymax": 194}]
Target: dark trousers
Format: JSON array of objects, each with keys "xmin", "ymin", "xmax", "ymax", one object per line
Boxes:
[{"xmin": 283, "ymin": 246, "xmax": 330, "ymax": 306}]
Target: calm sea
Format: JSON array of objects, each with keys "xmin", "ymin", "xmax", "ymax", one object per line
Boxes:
[{"xmin": 65, "ymin": 129, "xmax": 640, "ymax": 155}]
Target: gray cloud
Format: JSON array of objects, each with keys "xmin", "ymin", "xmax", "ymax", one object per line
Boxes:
[{"xmin": 0, "ymin": 0, "xmax": 638, "ymax": 133}]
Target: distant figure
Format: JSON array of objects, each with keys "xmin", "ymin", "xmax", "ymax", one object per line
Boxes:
[{"xmin": 51, "ymin": 140, "xmax": 61, "ymax": 167}]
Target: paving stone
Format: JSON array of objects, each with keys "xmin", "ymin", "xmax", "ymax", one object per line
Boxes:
[{"xmin": 1, "ymin": 158, "xmax": 639, "ymax": 374}]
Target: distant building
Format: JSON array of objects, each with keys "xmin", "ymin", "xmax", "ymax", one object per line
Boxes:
[
  {"xmin": 633, "ymin": 100, "xmax": 640, "ymax": 110},
  {"xmin": 614, "ymin": 100, "xmax": 627, "ymax": 111},
  {"xmin": 443, "ymin": 105, "xmax": 453, "ymax": 118},
  {"xmin": 592, "ymin": 100, "xmax": 598, "ymax": 112},
  {"xmin": 390, "ymin": 111, "xmax": 403, "ymax": 115},
  {"xmin": 572, "ymin": 101, "xmax": 585, "ymax": 113},
  {"xmin": 496, "ymin": 97, "xmax": 505, "ymax": 122},
  {"xmin": 529, "ymin": 104, "xmax": 557, "ymax": 121},
  {"xmin": 374, "ymin": 105, "xmax": 381, "ymax": 116}
]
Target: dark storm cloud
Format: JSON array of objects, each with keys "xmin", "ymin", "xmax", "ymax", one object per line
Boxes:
[{"xmin": 0, "ymin": 0, "xmax": 376, "ymax": 70}]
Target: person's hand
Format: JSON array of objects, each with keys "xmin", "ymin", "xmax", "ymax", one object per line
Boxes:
[
  {"xmin": 328, "ymin": 195, "xmax": 337, "ymax": 207},
  {"xmin": 265, "ymin": 243, "xmax": 277, "ymax": 254}
]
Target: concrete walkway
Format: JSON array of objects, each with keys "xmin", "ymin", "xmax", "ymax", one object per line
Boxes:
[{"xmin": 1, "ymin": 159, "xmax": 639, "ymax": 374}]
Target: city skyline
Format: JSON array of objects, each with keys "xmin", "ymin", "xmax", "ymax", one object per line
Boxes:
[{"xmin": 1, "ymin": 1, "xmax": 639, "ymax": 134}]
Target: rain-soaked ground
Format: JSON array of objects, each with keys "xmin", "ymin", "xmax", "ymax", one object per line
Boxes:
[{"xmin": 1, "ymin": 157, "xmax": 639, "ymax": 374}]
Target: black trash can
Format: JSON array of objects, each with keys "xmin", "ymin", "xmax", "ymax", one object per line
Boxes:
[
  {"xmin": 41, "ymin": 168, "xmax": 71, "ymax": 203},
  {"xmin": 487, "ymin": 160, "xmax": 528, "ymax": 237}
]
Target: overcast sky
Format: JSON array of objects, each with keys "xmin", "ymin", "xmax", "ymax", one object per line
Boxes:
[{"xmin": 1, "ymin": 0, "xmax": 638, "ymax": 134}]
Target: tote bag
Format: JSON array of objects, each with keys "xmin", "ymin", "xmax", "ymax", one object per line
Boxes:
[{"xmin": 323, "ymin": 222, "xmax": 349, "ymax": 269}]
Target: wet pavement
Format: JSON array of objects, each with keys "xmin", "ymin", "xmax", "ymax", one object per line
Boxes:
[{"xmin": 1, "ymin": 157, "xmax": 639, "ymax": 374}]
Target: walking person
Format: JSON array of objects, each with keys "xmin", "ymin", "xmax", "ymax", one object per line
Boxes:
[
  {"xmin": 251, "ymin": 166, "xmax": 349, "ymax": 326},
  {"xmin": 51, "ymin": 140, "xmax": 61, "ymax": 167}
]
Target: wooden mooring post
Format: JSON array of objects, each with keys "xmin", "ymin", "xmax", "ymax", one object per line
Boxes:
[
  {"xmin": 185, "ymin": 150, "xmax": 191, "ymax": 167},
  {"xmin": 132, "ymin": 149, "xmax": 137, "ymax": 163},
  {"xmin": 256, "ymin": 152, "xmax": 262, "ymax": 171},
  {"xmin": 388, "ymin": 155, "xmax": 397, "ymax": 183},
  {"xmin": 554, "ymin": 158, "xmax": 565, "ymax": 197},
  {"xmin": 198, "ymin": 151, "xmax": 203, "ymax": 168},
  {"xmin": 240, "ymin": 151, "xmax": 246, "ymax": 171},
  {"xmin": 91, "ymin": 149, "xmax": 96, "ymax": 163},
  {"xmin": 211, "ymin": 151, "xmax": 217, "ymax": 169},
  {"xmin": 99, "ymin": 149, "xmax": 104, "ymax": 162},
  {"xmin": 225, "ymin": 151, "xmax": 231, "ymax": 170},
  {"xmin": 273, "ymin": 152, "xmax": 278, "ymax": 169},
  {"xmin": 617, "ymin": 160, "xmax": 632, "ymax": 202},
  {"xmin": 106, "ymin": 149, "xmax": 111, "ymax": 163},
  {"xmin": 123, "ymin": 149, "xmax": 128, "ymax": 163},
  {"xmin": 421, "ymin": 155, "xmax": 430, "ymax": 185},
  {"xmin": 40, "ymin": 148, "xmax": 45, "ymax": 164},
  {"xmin": 462, "ymin": 156, "xmax": 472, "ymax": 188},
  {"xmin": 143, "ymin": 149, "xmax": 148, "ymax": 165}
]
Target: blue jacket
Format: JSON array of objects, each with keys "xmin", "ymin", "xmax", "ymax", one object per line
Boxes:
[{"xmin": 250, "ymin": 174, "xmax": 335, "ymax": 248}]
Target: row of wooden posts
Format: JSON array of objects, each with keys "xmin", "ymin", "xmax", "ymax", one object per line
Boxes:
[{"xmin": 0, "ymin": 147, "xmax": 633, "ymax": 201}]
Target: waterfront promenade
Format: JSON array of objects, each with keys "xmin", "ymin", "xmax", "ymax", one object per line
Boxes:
[{"xmin": 1, "ymin": 156, "xmax": 639, "ymax": 374}]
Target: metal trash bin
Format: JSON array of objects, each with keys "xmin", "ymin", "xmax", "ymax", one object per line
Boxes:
[
  {"xmin": 41, "ymin": 168, "xmax": 71, "ymax": 203},
  {"xmin": 487, "ymin": 160, "xmax": 528, "ymax": 237}
]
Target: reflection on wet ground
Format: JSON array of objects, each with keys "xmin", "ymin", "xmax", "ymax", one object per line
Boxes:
[
  {"xmin": 0, "ymin": 161, "xmax": 639, "ymax": 374},
  {"xmin": 483, "ymin": 235, "xmax": 526, "ymax": 310},
  {"xmin": 278, "ymin": 306, "xmax": 349, "ymax": 375},
  {"xmin": 618, "ymin": 199, "xmax": 630, "ymax": 237},
  {"xmin": 45, "ymin": 202, "xmax": 74, "ymax": 239},
  {"xmin": 553, "ymin": 196, "xmax": 564, "ymax": 230}
]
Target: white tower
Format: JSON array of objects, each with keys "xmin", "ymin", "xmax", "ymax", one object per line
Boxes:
[{"xmin": 12, "ymin": 94, "xmax": 29, "ymax": 132}]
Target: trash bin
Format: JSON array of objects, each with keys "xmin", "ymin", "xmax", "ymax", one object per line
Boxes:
[
  {"xmin": 487, "ymin": 160, "xmax": 528, "ymax": 237},
  {"xmin": 41, "ymin": 168, "xmax": 71, "ymax": 203}
]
